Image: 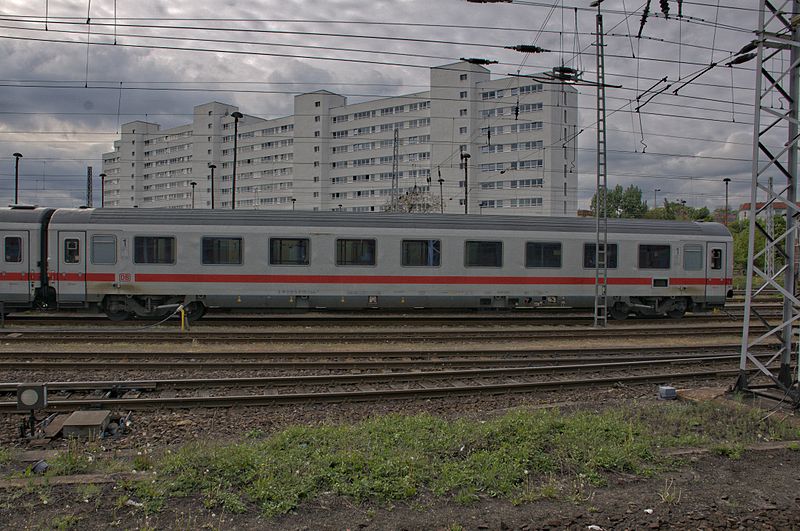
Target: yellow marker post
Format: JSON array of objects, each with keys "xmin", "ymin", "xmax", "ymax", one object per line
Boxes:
[{"xmin": 177, "ymin": 304, "xmax": 187, "ymax": 332}]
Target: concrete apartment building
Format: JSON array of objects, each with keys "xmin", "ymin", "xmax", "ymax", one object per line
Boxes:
[{"xmin": 101, "ymin": 61, "xmax": 578, "ymax": 216}]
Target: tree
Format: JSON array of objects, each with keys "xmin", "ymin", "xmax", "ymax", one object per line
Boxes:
[
  {"xmin": 590, "ymin": 184, "xmax": 648, "ymax": 218},
  {"xmin": 382, "ymin": 186, "xmax": 439, "ymax": 213}
]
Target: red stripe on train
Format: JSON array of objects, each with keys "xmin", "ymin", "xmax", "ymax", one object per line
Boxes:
[
  {"xmin": 129, "ymin": 273, "xmax": 730, "ymax": 286},
  {"xmin": 1, "ymin": 272, "xmax": 733, "ymax": 286}
]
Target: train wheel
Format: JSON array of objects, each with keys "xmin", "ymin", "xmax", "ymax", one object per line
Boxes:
[
  {"xmin": 184, "ymin": 301, "xmax": 206, "ymax": 322},
  {"xmin": 667, "ymin": 307, "xmax": 687, "ymax": 319},
  {"xmin": 104, "ymin": 298, "xmax": 131, "ymax": 321},
  {"xmin": 666, "ymin": 299, "xmax": 688, "ymax": 319},
  {"xmin": 609, "ymin": 303, "xmax": 629, "ymax": 321},
  {"xmin": 105, "ymin": 308, "xmax": 132, "ymax": 321}
]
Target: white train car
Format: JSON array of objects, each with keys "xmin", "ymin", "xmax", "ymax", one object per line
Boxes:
[
  {"xmin": 15, "ymin": 208, "xmax": 732, "ymax": 321},
  {"xmin": 0, "ymin": 206, "xmax": 54, "ymax": 313}
]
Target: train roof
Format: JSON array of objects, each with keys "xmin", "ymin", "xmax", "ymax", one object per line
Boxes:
[
  {"xmin": 45, "ymin": 208, "xmax": 732, "ymax": 238},
  {"xmin": 0, "ymin": 206, "xmax": 55, "ymax": 223}
]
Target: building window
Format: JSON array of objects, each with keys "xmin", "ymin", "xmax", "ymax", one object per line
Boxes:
[
  {"xmin": 202, "ymin": 237, "xmax": 242, "ymax": 265},
  {"xmin": 459, "ymin": 91, "xmax": 468, "ymax": 98},
  {"xmin": 402, "ymin": 239, "xmax": 441, "ymax": 267},
  {"xmin": 459, "ymin": 109, "xmax": 468, "ymax": 116},
  {"xmin": 64, "ymin": 238, "xmax": 80, "ymax": 264},
  {"xmin": 583, "ymin": 243, "xmax": 618, "ymax": 268},
  {"xmin": 313, "ymin": 161, "xmax": 319, "ymax": 167},
  {"xmin": 525, "ymin": 242, "xmax": 562, "ymax": 268},
  {"xmin": 134, "ymin": 236, "xmax": 176, "ymax": 264},
  {"xmin": 460, "ymin": 74, "xmax": 467, "ymax": 81},
  {"xmin": 639, "ymin": 244, "xmax": 671, "ymax": 269},
  {"xmin": 684, "ymin": 244, "xmax": 703, "ymax": 271},
  {"xmin": 314, "ymin": 131, "xmax": 320, "ymax": 137},
  {"xmin": 270, "ymin": 238, "xmax": 309, "ymax": 265},
  {"xmin": 315, "ymin": 116, "xmax": 321, "ymax": 122},
  {"xmin": 336, "ymin": 239, "xmax": 376, "ymax": 266},
  {"xmin": 91, "ymin": 235, "xmax": 116, "ymax": 265},
  {"xmin": 459, "ymin": 126, "xmax": 467, "ymax": 134},
  {"xmin": 314, "ymin": 146, "xmax": 320, "ymax": 152},
  {"xmin": 315, "ymin": 101, "xmax": 321, "ymax": 107},
  {"xmin": 4, "ymin": 236, "xmax": 21, "ymax": 262},
  {"xmin": 465, "ymin": 241, "xmax": 502, "ymax": 267}
]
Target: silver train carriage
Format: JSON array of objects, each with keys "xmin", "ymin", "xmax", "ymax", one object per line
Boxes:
[{"xmin": 0, "ymin": 206, "xmax": 733, "ymax": 320}]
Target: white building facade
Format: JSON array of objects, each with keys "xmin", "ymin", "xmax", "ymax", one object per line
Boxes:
[{"xmin": 101, "ymin": 61, "xmax": 578, "ymax": 216}]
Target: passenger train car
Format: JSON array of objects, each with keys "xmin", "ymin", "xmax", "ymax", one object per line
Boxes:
[{"xmin": 0, "ymin": 206, "xmax": 733, "ymax": 320}]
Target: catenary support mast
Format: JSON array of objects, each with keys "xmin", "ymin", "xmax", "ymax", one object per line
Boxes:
[
  {"xmin": 593, "ymin": 5, "xmax": 609, "ymax": 327},
  {"xmin": 737, "ymin": 0, "xmax": 800, "ymax": 403}
]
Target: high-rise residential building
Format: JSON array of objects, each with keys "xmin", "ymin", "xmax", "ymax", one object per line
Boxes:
[{"xmin": 101, "ymin": 61, "xmax": 578, "ymax": 215}]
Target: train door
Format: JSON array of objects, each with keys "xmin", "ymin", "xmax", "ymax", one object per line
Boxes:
[
  {"xmin": 705, "ymin": 242, "xmax": 727, "ymax": 298},
  {"xmin": 56, "ymin": 231, "xmax": 86, "ymax": 306},
  {"xmin": 0, "ymin": 230, "xmax": 30, "ymax": 304}
]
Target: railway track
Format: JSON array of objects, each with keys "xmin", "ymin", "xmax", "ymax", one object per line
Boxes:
[
  {"xmin": 0, "ymin": 364, "xmax": 753, "ymax": 412},
  {"xmin": 0, "ymin": 343, "xmax": 772, "ymax": 371},
  {"xmin": 0, "ymin": 323, "xmax": 765, "ymax": 343},
  {"xmin": 0, "ymin": 352, "xmax": 761, "ymax": 394},
  {"xmin": 0, "ymin": 306, "xmax": 782, "ymax": 328}
]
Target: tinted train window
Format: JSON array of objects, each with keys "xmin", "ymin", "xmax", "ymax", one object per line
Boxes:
[
  {"xmin": 4, "ymin": 237, "xmax": 21, "ymax": 263},
  {"xmin": 711, "ymin": 248, "xmax": 723, "ymax": 270},
  {"xmin": 639, "ymin": 244, "xmax": 671, "ymax": 269},
  {"xmin": 526, "ymin": 242, "xmax": 562, "ymax": 268},
  {"xmin": 336, "ymin": 239, "xmax": 376, "ymax": 266},
  {"xmin": 270, "ymin": 238, "xmax": 309, "ymax": 265},
  {"xmin": 91, "ymin": 235, "xmax": 116, "ymax": 265},
  {"xmin": 402, "ymin": 239, "xmax": 441, "ymax": 267},
  {"xmin": 583, "ymin": 243, "xmax": 617, "ymax": 268},
  {"xmin": 465, "ymin": 241, "xmax": 502, "ymax": 267},
  {"xmin": 64, "ymin": 238, "xmax": 80, "ymax": 264},
  {"xmin": 134, "ymin": 236, "xmax": 175, "ymax": 264},
  {"xmin": 202, "ymin": 237, "xmax": 242, "ymax": 265},
  {"xmin": 683, "ymin": 244, "xmax": 703, "ymax": 271}
]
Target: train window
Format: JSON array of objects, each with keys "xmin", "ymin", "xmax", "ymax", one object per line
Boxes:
[
  {"xmin": 202, "ymin": 237, "xmax": 242, "ymax": 265},
  {"xmin": 583, "ymin": 243, "xmax": 617, "ymax": 268},
  {"xmin": 270, "ymin": 238, "xmax": 309, "ymax": 265},
  {"xmin": 639, "ymin": 244, "xmax": 671, "ymax": 269},
  {"xmin": 64, "ymin": 238, "xmax": 80, "ymax": 264},
  {"xmin": 4, "ymin": 237, "xmax": 21, "ymax": 263},
  {"xmin": 465, "ymin": 241, "xmax": 503, "ymax": 267},
  {"xmin": 91, "ymin": 235, "xmax": 117, "ymax": 265},
  {"xmin": 134, "ymin": 236, "xmax": 176, "ymax": 264},
  {"xmin": 683, "ymin": 244, "xmax": 703, "ymax": 271},
  {"xmin": 526, "ymin": 242, "xmax": 562, "ymax": 268},
  {"xmin": 711, "ymin": 248, "xmax": 723, "ymax": 270},
  {"xmin": 402, "ymin": 239, "xmax": 441, "ymax": 267},
  {"xmin": 336, "ymin": 239, "xmax": 376, "ymax": 266}
]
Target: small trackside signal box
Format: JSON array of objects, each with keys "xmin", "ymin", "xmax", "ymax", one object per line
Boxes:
[{"xmin": 17, "ymin": 384, "xmax": 47, "ymax": 410}]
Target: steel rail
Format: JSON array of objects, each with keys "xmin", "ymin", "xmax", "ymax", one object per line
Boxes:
[
  {"xmin": 0, "ymin": 368, "xmax": 745, "ymax": 411},
  {"xmin": 0, "ymin": 324, "xmax": 766, "ymax": 342},
  {"xmin": 0, "ymin": 353, "xmax": 767, "ymax": 394},
  {"xmin": 0, "ymin": 342, "xmax": 770, "ymax": 361},
  {"xmin": 0, "ymin": 345, "xmax": 775, "ymax": 372},
  {"xmin": 0, "ymin": 310, "xmax": 778, "ymax": 327}
]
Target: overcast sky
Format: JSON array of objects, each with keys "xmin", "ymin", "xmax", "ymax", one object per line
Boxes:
[{"xmin": 0, "ymin": 0, "xmax": 772, "ymax": 211}]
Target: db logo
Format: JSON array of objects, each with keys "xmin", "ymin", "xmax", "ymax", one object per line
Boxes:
[{"xmin": 118, "ymin": 272, "xmax": 132, "ymax": 283}]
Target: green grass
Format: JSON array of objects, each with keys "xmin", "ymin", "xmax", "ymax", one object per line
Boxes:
[{"xmin": 120, "ymin": 402, "xmax": 800, "ymax": 517}]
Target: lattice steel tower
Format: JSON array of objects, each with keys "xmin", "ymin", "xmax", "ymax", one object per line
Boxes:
[{"xmin": 737, "ymin": 0, "xmax": 800, "ymax": 404}]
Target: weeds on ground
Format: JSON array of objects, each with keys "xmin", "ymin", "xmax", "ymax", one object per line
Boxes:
[
  {"xmin": 52, "ymin": 514, "xmax": 81, "ymax": 530},
  {"xmin": 0, "ymin": 446, "xmax": 10, "ymax": 466},
  {"xmin": 658, "ymin": 478, "xmax": 682, "ymax": 505},
  {"xmin": 124, "ymin": 401, "xmax": 798, "ymax": 517}
]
